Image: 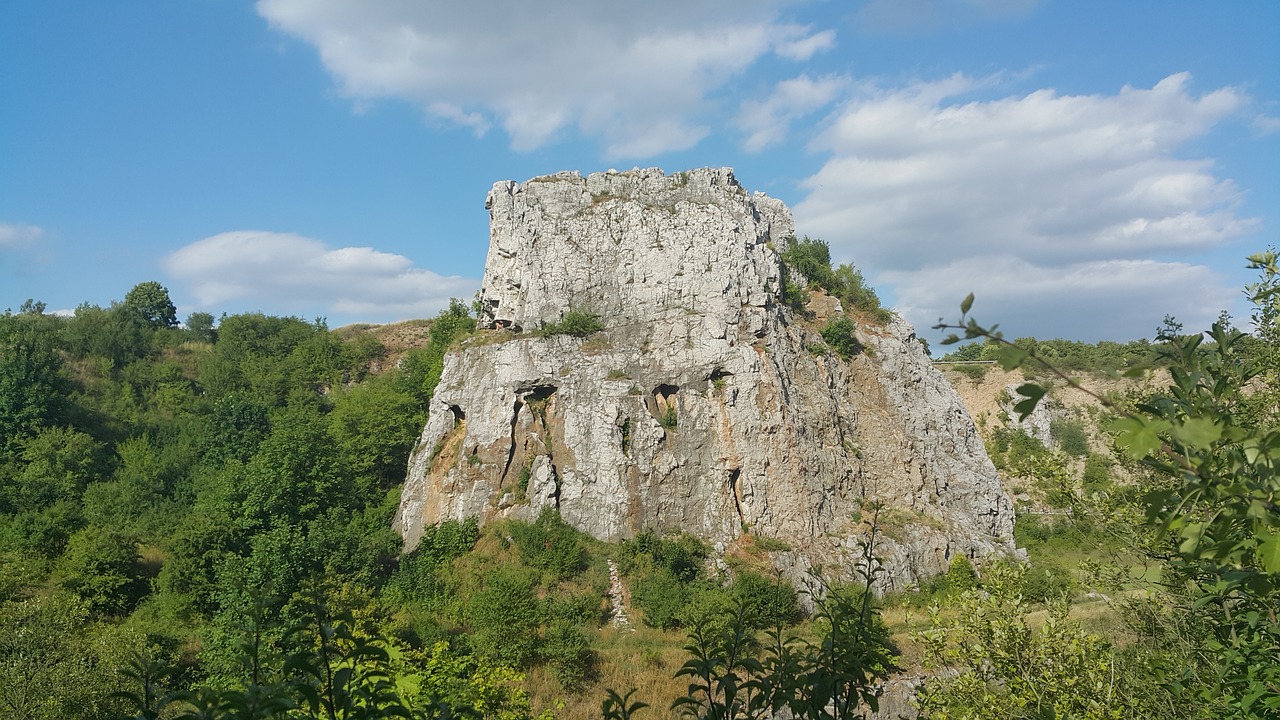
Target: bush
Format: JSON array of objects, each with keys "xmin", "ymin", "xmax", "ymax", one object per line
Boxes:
[
  {"xmin": 632, "ymin": 569, "xmax": 688, "ymax": 629},
  {"xmin": 820, "ymin": 316, "xmax": 864, "ymax": 359},
  {"xmin": 540, "ymin": 619, "xmax": 594, "ymax": 690},
  {"xmin": 729, "ymin": 571, "xmax": 800, "ymax": 629},
  {"xmin": 509, "ymin": 508, "xmax": 586, "ymax": 579},
  {"xmin": 619, "ymin": 530, "xmax": 707, "ymax": 581},
  {"xmin": 468, "ymin": 565, "xmax": 540, "ymax": 667},
  {"xmin": 1049, "ymin": 416, "xmax": 1089, "ymax": 456},
  {"xmin": 541, "ymin": 310, "xmax": 604, "ymax": 337},
  {"xmin": 945, "ymin": 554, "xmax": 978, "ymax": 592}
]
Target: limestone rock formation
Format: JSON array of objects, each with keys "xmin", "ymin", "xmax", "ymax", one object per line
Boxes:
[{"xmin": 394, "ymin": 167, "xmax": 1015, "ymax": 588}]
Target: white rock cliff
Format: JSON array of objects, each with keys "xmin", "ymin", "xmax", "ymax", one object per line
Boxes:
[{"xmin": 394, "ymin": 168, "xmax": 1015, "ymax": 588}]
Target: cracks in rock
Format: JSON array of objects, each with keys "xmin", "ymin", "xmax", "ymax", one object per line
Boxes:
[
  {"xmin": 728, "ymin": 468, "xmax": 745, "ymax": 530},
  {"xmin": 652, "ymin": 384, "xmax": 680, "ymax": 431},
  {"xmin": 501, "ymin": 398, "xmax": 523, "ymax": 484}
]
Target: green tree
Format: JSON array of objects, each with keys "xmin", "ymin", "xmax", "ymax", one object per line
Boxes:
[
  {"xmin": 0, "ymin": 311, "xmax": 68, "ymax": 456},
  {"xmin": 936, "ymin": 252, "xmax": 1280, "ymax": 717},
  {"xmin": 820, "ymin": 316, "xmax": 863, "ymax": 359},
  {"xmin": 57, "ymin": 525, "xmax": 147, "ymax": 616},
  {"xmin": 185, "ymin": 311, "xmax": 216, "ymax": 343},
  {"xmin": 0, "ymin": 595, "xmax": 137, "ymax": 720},
  {"xmin": 468, "ymin": 565, "xmax": 541, "ymax": 668},
  {"xmin": 915, "ymin": 563, "xmax": 1136, "ymax": 719},
  {"xmin": 123, "ymin": 281, "xmax": 178, "ymax": 329},
  {"xmin": 401, "ymin": 299, "xmax": 475, "ymax": 404},
  {"xmin": 328, "ymin": 376, "xmax": 425, "ymax": 492}
]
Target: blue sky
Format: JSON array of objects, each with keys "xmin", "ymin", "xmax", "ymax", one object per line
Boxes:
[{"xmin": 1, "ymin": 1, "xmax": 1276, "ymax": 343}]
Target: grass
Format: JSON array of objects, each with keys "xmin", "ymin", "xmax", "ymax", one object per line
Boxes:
[{"xmin": 525, "ymin": 626, "xmax": 691, "ymax": 720}]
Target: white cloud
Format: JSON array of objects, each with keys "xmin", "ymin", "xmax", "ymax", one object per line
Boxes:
[
  {"xmin": 885, "ymin": 256, "xmax": 1233, "ymax": 342},
  {"xmin": 256, "ymin": 0, "xmax": 834, "ymax": 158},
  {"xmin": 739, "ymin": 74, "xmax": 846, "ymax": 151},
  {"xmin": 0, "ymin": 222, "xmax": 44, "ymax": 249},
  {"xmin": 164, "ymin": 231, "xmax": 478, "ymax": 323},
  {"xmin": 794, "ymin": 73, "xmax": 1257, "ymax": 340}
]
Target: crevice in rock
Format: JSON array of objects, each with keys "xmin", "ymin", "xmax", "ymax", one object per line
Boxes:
[
  {"xmin": 620, "ymin": 417, "xmax": 632, "ymax": 455},
  {"xmin": 728, "ymin": 468, "xmax": 745, "ymax": 530},
  {"xmin": 448, "ymin": 404, "xmax": 465, "ymax": 423},
  {"xmin": 501, "ymin": 399, "xmax": 523, "ymax": 484},
  {"xmin": 651, "ymin": 384, "xmax": 680, "ymax": 430},
  {"xmin": 549, "ymin": 461, "xmax": 561, "ymax": 509}
]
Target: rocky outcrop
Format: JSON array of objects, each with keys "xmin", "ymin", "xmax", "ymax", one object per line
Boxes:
[{"xmin": 394, "ymin": 168, "xmax": 1015, "ymax": 588}]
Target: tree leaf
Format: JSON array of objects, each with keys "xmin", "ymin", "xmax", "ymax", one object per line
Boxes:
[
  {"xmin": 1109, "ymin": 417, "xmax": 1169, "ymax": 460},
  {"xmin": 997, "ymin": 346, "xmax": 1028, "ymax": 371},
  {"xmin": 960, "ymin": 293, "xmax": 974, "ymax": 315},
  {"xmin": 1011, "ymin": 383, "xmax": 1045, "ymax": 421},
  {"xmin": 1172, "ymin": 417, "xmax": 1222, "ymax": 450},
  {"xmin": 1256, "ymin": 529, "xmax": 1280, "ymax": 574}
]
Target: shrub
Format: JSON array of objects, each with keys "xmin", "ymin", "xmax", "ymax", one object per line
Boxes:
[
  {"xmin": 541, "ymin": 310, "xmax": 604, "ymax": 337},
  {"xmin": 632, "ymin": 569, "xmax": 689, "ymax": 629},
  {"xmin": 659, "ymin": 406, "xmax": 678, "ymax": 429},
  {"xmin": 820, "ymin": 316, "xmax": 863, "ymax": 359},
  {"xmin": 945, "ymin": 554, "xmax": 978, "ymax": 592},
  {"xmin": 540, "ymin": 619, "xmax": 594, "ymax": 690},
  {"xmin": 729, "ymin": 571, "xmax": 800, "ymax": 629},
  {"xmin": 468, "ymin": 565, "xmax": 540, "ymax": 667},
  {"xmin": 1049, "ymin": 416, "xmax": 1089, "ymax": 456},
  {"xmin": 509, "ymin": 508, "xmax": 586, "ymax": 579},
  {"xmin": 778, "ymin": 236, "xmax": 892, "ymax": 324}
]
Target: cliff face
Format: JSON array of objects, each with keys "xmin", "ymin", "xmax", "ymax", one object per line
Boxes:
[{"xmin": 394, "ymin": 168, "xmax": 1015, "ymax": 588}]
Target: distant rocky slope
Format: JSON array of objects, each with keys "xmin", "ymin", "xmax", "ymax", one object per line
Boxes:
[{"xmin": 394, "ymin": 168, "xmax": 1015, "ymax": 588}]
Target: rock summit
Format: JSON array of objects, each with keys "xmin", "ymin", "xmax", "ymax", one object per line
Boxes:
[{"xmin": 394, "ymin": 167, "xmax": 1014, "ymax": 588}]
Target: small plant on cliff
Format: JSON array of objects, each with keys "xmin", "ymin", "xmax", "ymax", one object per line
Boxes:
[
  {"xmin": 541, "ymin": 310, "xmax": 604, "ymax": 337},
  {"xmin": 780, "ymin": 237, "xmax": 892, "ymax": 324},
  {"xmin": 659, "ymin": 406, "xmax": 678, "ymax": 430},
  {"xmin": 821, "ymin": 316, "xmax": 864, "ymax": 359}
]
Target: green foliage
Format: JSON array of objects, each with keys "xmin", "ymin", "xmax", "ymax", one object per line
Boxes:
[
  {"xmin": 401, "ymin": 299, "xmax": 475, "ymax": 404},
  {"xmin": 915, "ymin": 563, "xmax": 1139, "ymax": 719},
  {"xmin": 509, "ymin": 507, "xmax": 588, "ymax": 579},
  {"xmin": 185, "ymin": 311, "xmax": 217, "ymax": 343},
  {"xmin": 986, "ymin": 426, "xmax": 1049, "ymax": 472},
  {"xmin": 620, "ymin": 530, "xmax": 708, "ymax": 582},
  {"xmin": 0, "ymin": 594, "xmax": 142, "ymax": 720},
  {"xmin": 58, "ymin": 526, "xmax": 147, "ymax": 616},
  {"xmin": 122, "ymin": 281, "xmax": 179, "ymax": 329},
  {"xmin": 669, "ymin": 572, "xmax": 893, "ymax": 720},
  {"xmin": 540, "ymin": 619, "xmax": 594, "ymax": 690},
  {"xmin": 819, "ymin": 316, "xmax": 863, "ymax": 359},
  {"xmin": 937, "ymin": 259, "xmax": 1280, "ymax": 716},
  {"xmin": 1050, "ymin": 415, "xmax": 1090, "ymax": 456},
  {"xmin": 0, "ymin": 310, "xmax": 69, "ymax": 456},
  {"xmin": 540, "ymin": 309, "xmax": 605, "ymax": 337},
  {"xmin": 660, "ymin": 405, "xmax": 679, "ymax": 429},
  {"xmin": 728, "ymin": 571, "xmax": 800, "ymax": 630},
  {"xmin": 468, "ymin": 565, "xmax": 541, "ymax": 668},
  {"xmin": 939, "ymin": 335, "xmax": 1159, "ymax": 377},
  {"xmin": 779, "ymin": 237, "xmax": 892, "ymax": 324},
  {"xmin": 328, "ymin": 375, "xmax": 426, "ymax": 492}
]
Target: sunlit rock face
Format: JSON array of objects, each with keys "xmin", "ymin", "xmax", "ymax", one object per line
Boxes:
[{"xmin": 394, "ymin": 167, "xmax": 1015, "ymax": 589}]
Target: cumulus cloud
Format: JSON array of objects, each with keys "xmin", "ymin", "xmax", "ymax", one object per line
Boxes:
[
  {"xmin": 0, "ymin": 222, "xmax": 44, "ymax": 249},
  {"xmin": 739, "ymin": 74, "xmax": 847, "ymax": 151},
  {"xmin": 793, "ymin": 73, "xmax": 1258, "ymax": 341},
  {"xmin": 885, "ymin": 256, "xmax": 1233, "ymax": 342},
  {"xmin": 256, "ymin": 0, "xmax": 833, "ymax": 158},
  {"xmin": 164, "ymin": 231, "xmax": 478, "ymax": 323}
]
